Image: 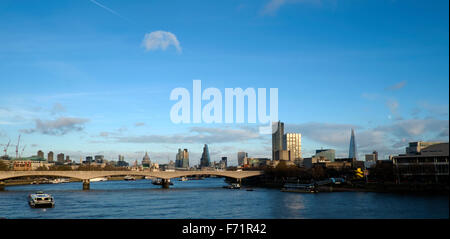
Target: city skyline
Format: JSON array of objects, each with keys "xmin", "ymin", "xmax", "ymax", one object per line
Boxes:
[{"xmin": 0, "ymin": 0, "xmax": 448, "ymax": 165}]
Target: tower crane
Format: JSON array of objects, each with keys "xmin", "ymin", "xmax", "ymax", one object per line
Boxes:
[
  {"xmin": 15, "ymin": 135, "xmax": 21, "ymax": 159},
  {"xmin": 3, "ymin": 139, "xmax": 10, "ymax": 157}
]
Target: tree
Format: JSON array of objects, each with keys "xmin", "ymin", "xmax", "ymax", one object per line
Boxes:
[
  {"xmin": 311, "ymin": 166, "xmax": 325, "ymax": 180},
  {"xmin": 370, "ymin": 163, "xmax": 395, "ymax": 182}
]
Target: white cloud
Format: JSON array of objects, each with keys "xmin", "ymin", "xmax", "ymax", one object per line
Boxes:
[
  {"xmin": 262, "ymin": 0, "xmax": 287, "ymax": 15},
  {"xmin": 110, "ymin": 126, "xmax": 264, "ymax": 144},
  {"xmin": 134, "ymin": 122, "xmax": 146, "ymax": 127},
  {"xmin": 386, "ymin": 98, "xmax": 402, "ymax": 120},
  {"xmin": 142, "ymin": 31, "xmax": 182, "ymax": 53},
  {"xmin": 385, "ymin": 80, "xmax": 407, "ymax": 91},
  {"xmin": 51, "ymin": 103, "xmax": 66, "ymax": 115},
  {"xmin": 261, "ymin": 0, "xmax": 322, "ymax": 16},
  {"xmin": 21, "ymin": 117, "xmax": 89, "ymax": 135}
]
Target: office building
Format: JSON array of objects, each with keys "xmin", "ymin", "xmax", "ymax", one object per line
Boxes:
[
  {"xmin": 392, "ymin": 142, "xmax": 449, "ymax": 183},
  {"xmin": 57, "ymin": 153, "xmax": 64, "ymax": 163},
  {"xmin": 365, "ymin": 151, "xmax": 378, "ymax": 168},
  {"xmin": 247, "ymin": 158, "xmax": 270, "ymax": 168},
  {"xmin": 37, "ymin": 150, "xmax": 44, "ymax": 159},
  {"xmin": 176, "ymin": 149, "xmax": 189, "ymax": 168},
  {"xmin": 274, "ymin": 150, "xmax": 293, "ymax": 161},
  {"xmin": 406, "ymin": 141, "xmax": 442, "ymax": 155},
  {"xmin": 47, "ymin": 151, "xmax": 54, "ymax": 163},
  {"xmin": 200, "ymin": 144, "xmax": 211, "ymax": 168},
  {"xmin": 349, "ymin": 128, "xmax": 357, "ymax": 160},
  {"xmin": 272, "ymin": 121, "xmax": 284, "ymax": 160},
  {"xmin": 272, "ymin": 121, "xmax": 302, "ymax": 162},
  {"xmin": 117, "ymin": 155, "xmax": 129, "ymax": 167},
  {"xmin": 284, "ymin": 133, "xmax": 302, "ymax": 160},
  {"xmin": 220, "ymin": 157, "xmax": 227, "ymax": 169},
  {"xmin": 237, "ymin": 152, "xmax": 248, "ymax": 166},
  {"xmin": 315, "ymin": 149, "xmax": 335, "ymax": 162},
  {"xmin": 94, "ymin": 155, "xmax": 104, "ymax": 164},
  {"xmin": 85, "ymin": 156, "xmax": 93, "ymax": 164}
]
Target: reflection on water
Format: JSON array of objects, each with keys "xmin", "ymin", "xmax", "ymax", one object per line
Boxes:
[{"xmin": 0, "ymin": 178, "xmax": 448, "ymax": 219}]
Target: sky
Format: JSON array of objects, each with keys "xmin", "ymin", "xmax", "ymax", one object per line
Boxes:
[{"xmin": 0, "ymin": 0, "xmax": 448, "ymax": 165}]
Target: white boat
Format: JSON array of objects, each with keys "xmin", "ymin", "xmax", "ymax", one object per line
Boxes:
[
  {"xmin": 90, "ymin": 177, "xmax": 108, "ymax": 182},
  {"xmin": 124, "ymin": 176, "xmax": 136, "ymax": 181},
  {"xmin": 179, "ymin": 177, "xmax": 188, "ymax": 181},
  {"xmin": 51, "ymin": 178, "xmax": 70, "ymax": 184},
  {"xmin": 223, "ymin": 183, "xmax": 241, "ymax": 189},
  {"xmin": 28, "ymin": 191, "xmax": 55, "ymax": 208},
  {"xmin": 51, "ymin": 179, "xmax": 61, "ymax": 184}
]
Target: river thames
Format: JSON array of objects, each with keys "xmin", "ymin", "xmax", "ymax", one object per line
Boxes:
[{"xmin": 0, "ymin": 178, "xmax": 448, "ymax": 219}]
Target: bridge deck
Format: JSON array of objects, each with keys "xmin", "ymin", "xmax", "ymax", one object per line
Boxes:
[{"xmin": 0, "ymin": 170, "xmax": 263, "ymax": 181}]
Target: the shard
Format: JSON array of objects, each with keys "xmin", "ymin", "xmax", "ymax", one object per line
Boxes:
[{"xmin": 349, "ymin": 128, "xmax": 357, "ymax": 160}]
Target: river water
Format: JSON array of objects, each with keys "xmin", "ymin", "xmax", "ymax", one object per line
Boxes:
[{"xmin": 0, "ymin": 178, "xmax": 448, "ymax": 219}]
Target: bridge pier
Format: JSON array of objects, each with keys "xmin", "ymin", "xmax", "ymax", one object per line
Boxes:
[
  {"xmin": 82, "ymin": 179, "xmax": 90, "ymax": 190},
  {"xmin": 0, "ymin": 181, "xmax": 4, "ymax": 191},
  {"xmin": 162, "ymin": 179, "xmax": 170, "ymax": 189}
]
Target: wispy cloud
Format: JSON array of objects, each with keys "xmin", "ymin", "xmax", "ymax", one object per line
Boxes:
[
  {"xmin": 386, "ymin": 98, "xmax": 403, "ymax": 120},
  {"xmin": 21, "ymin": 117, "xmax": 90, "ymax": 135},
  {"xmin": 50, "ymin": 103, "xmax": 66, "ymax": 115},
  {"xmin": 134, "ymin": 122, "xmax": 146, "ymax": 127},
  {"xmin": 286, "ymin": 122, "xmax": 358, "ymax": 148},
  {"xmin": 385, "ymin": 80, "xmax": 407, "ymax": 91},
  {"xmin": 261, "ymin": 0, "xmax": 323, "ymax": 16},
  {"xmin": 142, "ymin": 31, "xmax": 182, "ymax": 53},
  {"xmin": 103, "ymin": 126, "xmax": 264, "ymax": 144},
  {"xmin": 88, "ymin": 0, "xmax": 132, "ymax": 22}
]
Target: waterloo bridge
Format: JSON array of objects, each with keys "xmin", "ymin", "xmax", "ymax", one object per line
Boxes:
[{"xmin": 0, "ymin": 170, "xmax": 264, "ymax": 190}]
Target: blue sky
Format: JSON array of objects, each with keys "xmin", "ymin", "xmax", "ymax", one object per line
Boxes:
[{"xmin": 0, "ymin": 0, "xmax": 448, "ymax": 165}]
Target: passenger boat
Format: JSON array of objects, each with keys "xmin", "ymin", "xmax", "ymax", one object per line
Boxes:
[
  {"xmin": 91, "ymin": 177, "xmax": 108, "ymax": 182},
  {"xmin": 124, "ymin": 176, "xmax": 136, "ymax": 181},
  {"xmin": 51, "ymin": 178, "xmax": 70, "ymax": 184},
  {"xmin": 152, "ymin": 178, "xmax": 173, "ymax": 185},
  {"xmin": 179, "ymin": 177, "xmax": 188, "ymax": 181},
  {"xmin": 223, "ymin": 183, "xmax": 241, "ymax": 189},
  {"xmin": 28, "ymin": 191, "xmax": 55, "ymax": 208},
  {"xmin": 281, "ymin": 183, "xmax": 317, "ymax": 193}
]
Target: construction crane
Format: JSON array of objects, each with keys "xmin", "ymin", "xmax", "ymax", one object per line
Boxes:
[
  {"xmin": 19, "ymin": 145, "xmax": 26, "ymax": 159},
  {"xmin": 15, "ymin": 135, "xmax": 21, "ymax": 159},
  {"xmin": 3, "ymin": 139, "xmax": 10, "ymax": 157}
]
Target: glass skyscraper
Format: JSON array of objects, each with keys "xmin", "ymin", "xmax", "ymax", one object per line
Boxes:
[
  {"xmin": 349, "ymin": 129, "xmax": 357, "ymax": 160},
  {"xmin": 200, "ymin": 144, "xmax": 211, "ymax": 168},
  {"xmin": 176, "ymin": 148, "xmax": 189, "ymax": 168}
]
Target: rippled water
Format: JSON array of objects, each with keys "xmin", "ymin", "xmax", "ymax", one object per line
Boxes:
[{"xmin": 0, "ymin": 178, "xmax": 448, "ymax": 219}]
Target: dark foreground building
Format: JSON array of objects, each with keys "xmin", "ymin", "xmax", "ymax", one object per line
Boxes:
[{"xmin": 392, "ymin": 142, "xmax": 449, "ymax": 184}]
